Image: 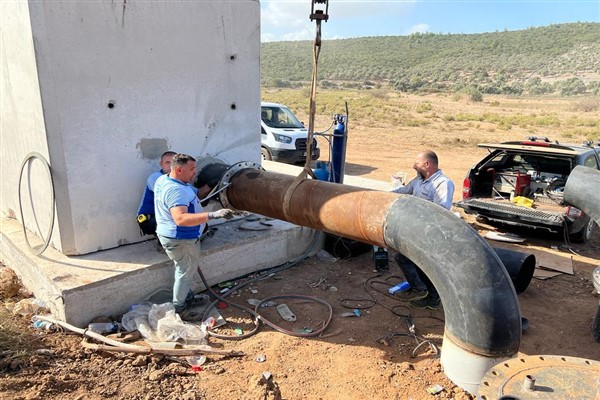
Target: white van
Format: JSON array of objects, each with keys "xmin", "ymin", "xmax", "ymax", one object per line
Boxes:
[{"xmin": 261, "ymin": 102, "xmax": 320, "ymax": 165}]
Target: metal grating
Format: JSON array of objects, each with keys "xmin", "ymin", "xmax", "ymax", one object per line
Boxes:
[{"xmin": 460, "ymin": 198, "xmax": 563, "ymax": 223}]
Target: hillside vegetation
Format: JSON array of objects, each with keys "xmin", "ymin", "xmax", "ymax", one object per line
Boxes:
[{"xmin": 261, "ymin": 23, "xmax": 600, "ymax": 97}]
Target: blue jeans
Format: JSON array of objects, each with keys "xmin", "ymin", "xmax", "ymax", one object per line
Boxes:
[
  {"xmin": 157, "ymin": 235, "xmax": 201, "ymax": 312},
  {"xmin": 394, "ymin": 252, "xmax": 439, "ymax": 301}
]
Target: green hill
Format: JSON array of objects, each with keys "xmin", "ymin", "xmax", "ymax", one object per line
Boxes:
[{"xmin": 261, "ymin": 23, "xmax": 600, "ymax": 96}]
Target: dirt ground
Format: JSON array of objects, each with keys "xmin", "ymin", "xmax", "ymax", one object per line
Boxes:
[
  {"xmin": 1, "ymin": 226, "xmax": 599, "ymax": 400},
  {"xmin": 2, "ymin": 94, "xmax": 600, "ymax": 399}
]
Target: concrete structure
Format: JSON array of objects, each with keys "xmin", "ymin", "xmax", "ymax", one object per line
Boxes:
[
  {"xmin": 1, "ymin": 1, "xmax": 260, "ymax": 255},
  {"xmin": 0, "ymin": 161, "xmax": 389, "ymax": 327}
]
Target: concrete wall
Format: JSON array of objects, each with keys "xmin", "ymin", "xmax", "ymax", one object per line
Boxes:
[
  {"xmin": 1, "ymin": 0, "xmax": 260, "ymax": 255},
  {"xmin": 1, "ymin": 2, "xmax": 59, "ymax": 249}
]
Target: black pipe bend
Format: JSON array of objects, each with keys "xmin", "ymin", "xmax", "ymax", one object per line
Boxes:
[
  {"xmin": 565, "ymin": 165, "xmax": 600, "ymax": 227},
  {"xmin": 383, "ymin": 195, "xmax": 521, "ymax": 355}
]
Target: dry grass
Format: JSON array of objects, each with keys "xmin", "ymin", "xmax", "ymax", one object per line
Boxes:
[{"xmin": 262, "ymin": 89, "xmax": 600, "ymax": 146}]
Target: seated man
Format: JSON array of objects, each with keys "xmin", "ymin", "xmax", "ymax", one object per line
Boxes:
[
  {"xmin": 391, "ymin": 150, "xmax": 455, "ymax": 310},
  {"xmin": 136, "ymin": 151, "xmax": 176, "ymax": 235}
]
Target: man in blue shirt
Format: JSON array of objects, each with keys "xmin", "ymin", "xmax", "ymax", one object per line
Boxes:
[
  {"xmin": 137, "ymin": 151, "xmax": 176, "ymax": 236},
  {"xmin": 154, "ymin": 153, "xmax": 234, "ymax": 318},
  {"xmin": 391, "ymin": 150, "xmax": 455, "ymax": 310}
]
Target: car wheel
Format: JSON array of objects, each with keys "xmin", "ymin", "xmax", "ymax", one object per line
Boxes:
[
  {"xmin": 569, "ymin": 218, "xmax": 596, "ymax": 243},
  {"xmin": 260, "ymin": 147, "xmax": 272, "ymax": 161}
]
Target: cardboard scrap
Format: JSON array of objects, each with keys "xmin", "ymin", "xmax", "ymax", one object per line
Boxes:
[{"xmin": 484, "ymin": 231, "xmax": 526, "ymax": 243}]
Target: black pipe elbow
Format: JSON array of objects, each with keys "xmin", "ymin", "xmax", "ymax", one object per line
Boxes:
[
  {"xmin": 565, "ymin": 165, "xmax": 600, "ymax": 227},
  {"xmin": 383, "ymin": 195, "xmax": 521, "ymax": 355}
]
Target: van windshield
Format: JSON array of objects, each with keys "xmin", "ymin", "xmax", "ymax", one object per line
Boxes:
[{"xmin": 261, "ymin": 106, "xmax": 304, "ymax": 129}]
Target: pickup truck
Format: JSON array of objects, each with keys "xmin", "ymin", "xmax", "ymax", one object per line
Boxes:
[{"xmin": 455, "ymin": 138, "xmax": 600, "ymax": 243}]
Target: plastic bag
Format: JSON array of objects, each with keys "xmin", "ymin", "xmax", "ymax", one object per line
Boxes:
[
  {"xmin": 12, "ymin": 298, "xmax": 41, "ymax": 316},
  {"xmin": 156, "ymin": 310, "xmax": 207, "ymax": 344},
  {"xmin": 148, "ymin": 303, "xmax": 175, "ymax": 330},
  {"xmin": 120, "ymin": 302, "xmax": 153, "ymax": 332}
]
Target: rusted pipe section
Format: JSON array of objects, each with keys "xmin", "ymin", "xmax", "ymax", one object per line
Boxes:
[
  {"xmin": 206, "ymin": 163, "xmax": 521, "ymax": 394},
  {"xmin": 224, "ymin": 168, "xmax": 397, "ymax": 246},
  {"xmin": 565, "ymin": 165, "xmax": 600, "ymax": 227}
]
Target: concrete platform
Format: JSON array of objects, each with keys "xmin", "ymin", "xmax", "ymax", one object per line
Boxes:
[
  {"xmin": 0, "ymin": 161, "xmax": 389, "ymax": 327},
  {"xmin": 0, "ymin": 216, "xmax": 320, "ymax": 327}
]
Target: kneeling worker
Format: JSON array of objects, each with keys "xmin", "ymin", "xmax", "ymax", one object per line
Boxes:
[{"xmin": 137, "ymin": 151, "xmax": 176, "ymax": 236}]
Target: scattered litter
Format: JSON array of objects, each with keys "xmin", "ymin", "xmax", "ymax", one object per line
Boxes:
[
  {"xmin": 255, "ymin": 354, "xmax": 266, "ymax": 363},
  {"xmin": 31, "ymin": 319, "xmax": 56, "ymax": 332},
  {"xmin": 339, "ymin": 312, "xmax": 359, "ymax": 318},
  {"xmin": 12, "ymin": 298, "xmax": 48, "ymax": 316},
  {"xmin": 219, "ymin": 288, "xmax": 230, "ymax": 294},
  {"xmin": 234, "ymin": 327, "xmax": 244, "ymax": 336},
  {"xmin": 262, "ymin": 371, "xmax": 273, "ymax": 382},
  {"xmin": 389, "ymin": 281, "xmax": 410, "ymax": 295},
  {"xmin": 308, "ymin": 277, "xmax": 327, "ymax": 288},
  {"xmin": 353, "ymin": 309, "xmax": 361, "ymax": 317},
  {"xmin": 186, "ymin": 355, "xmax": 206, "ymax": 365},
  {"xmin": 426, "ymin": 384, "xmax": 444, "ymax": 395},
  {"xmin": 329, "ymin": 286, "xmax": 338, "ymax": 292},
  {"xmin": 249, "ymin": 288, "xmax": 258, "ymax": 294},
  {"xmin": 34, "ymin": 349, "xmax": 55, "ymax": 356},
  {"xmin": 484, "ymin": 231, "xmax": 526, "ymax": 243},
  {"xmin": 247, "ymin": 299, "xmax": 277, "ymax": 308},
  {"xmin": 276, "ymin": 304, "xmax": 296, "ymax": 322},
  {"xmin": 294, "ymin": 327, "xmax": 313, "ymax": 334},
  {"xmin": 186, "ymin": 355, "xmax": 206, "ymax": 372},
  {"xmin": 217, "ymin": 302, "xmax": 228, "ymax": 310},
  {"xmin": 205, "ymin": 307, "xmax": 227, "ymax": 328}
]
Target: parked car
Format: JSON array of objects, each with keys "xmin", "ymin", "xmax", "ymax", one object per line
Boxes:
[
  {"xmin": 261, "ymin": 102, "xmax": 320, "ymax": 165},
  {"xmin": 456, "ymin": 137, "xmax": 600, "ymax": 243}
]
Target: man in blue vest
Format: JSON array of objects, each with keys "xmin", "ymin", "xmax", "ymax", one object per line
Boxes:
[
  {"xmin": 391, "ymin": 150, "xmax": 455, "ymax": 310},
  {"xmin": 154, "ymin": 153, "xmax": 234, "ymax": 319},
  {"xmin": 137, "ymin": 151, "xmax": 176, "ymax": 236}
]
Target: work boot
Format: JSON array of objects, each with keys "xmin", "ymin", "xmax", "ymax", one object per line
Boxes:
[
  {"xmin": 178, "ymin": 308, "xmax": 204, "ymax": 322},
  {"xmin": 394, "ymin": 289, "xmax": 428, "ymax": 301},
  {"xmin": 192, "ymin": 293, "xmax": 210, "ymax": 306},
  {"xmin": 409, "ymin": 296, "xmax": 441, "ymax": 310}
]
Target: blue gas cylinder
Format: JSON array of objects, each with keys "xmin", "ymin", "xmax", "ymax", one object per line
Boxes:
[{"xmin": 313, "ymin": 161, "xmax": 330, "ymax": 181}]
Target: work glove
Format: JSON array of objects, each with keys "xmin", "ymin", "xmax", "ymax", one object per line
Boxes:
[{"xmin": 208, "ymin": 208, "xmax": 235, "ymax": 220}]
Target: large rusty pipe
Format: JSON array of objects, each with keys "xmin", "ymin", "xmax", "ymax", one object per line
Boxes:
[{"xmin": 216, "ymin": 165, "xmax": 521, "ymax": 394}]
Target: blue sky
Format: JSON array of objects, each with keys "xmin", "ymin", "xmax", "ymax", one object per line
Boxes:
[{"xmin": 261, "ymin": 0, "xmax": 600, "ymax": 42}]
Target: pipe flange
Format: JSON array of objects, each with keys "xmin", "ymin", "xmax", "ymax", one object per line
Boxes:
[
  {"xmin": 218, "ymin": 161, "xmax": 262, "ymax": 211},
  {"xmin": 477, "ymin": 355, "xmax": 600, "ymax": 399}
]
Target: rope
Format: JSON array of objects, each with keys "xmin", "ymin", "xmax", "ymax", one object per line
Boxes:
[{"xmin": 282, "ymin": 13, "xmax": 323, "ymax": 221}]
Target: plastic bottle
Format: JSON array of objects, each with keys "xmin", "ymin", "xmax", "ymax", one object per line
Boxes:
[
  {"xmin": 32, "ymin": 320, "xmax": 55, "ymax": 331},
  {"xmin": 87, "ymin": 322, "xmax": 119, "ymax": 334},
  {"xmin": 388, "ymin": 281, "xmax": 410, "ymax": 295}
]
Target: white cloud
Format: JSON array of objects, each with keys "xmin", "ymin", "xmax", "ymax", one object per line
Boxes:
[
  {"xmin": 261, "ymin": 0, "xmax": 416, "ymax": 41},
  {"xmin": 406, "ymin": 23, "xmax": 429, "ymax": 34}
]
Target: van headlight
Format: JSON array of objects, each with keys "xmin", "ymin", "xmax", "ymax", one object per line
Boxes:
[{"xmin": 274, "ymin": 134, "xmax": 292, "ymax": 144}]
